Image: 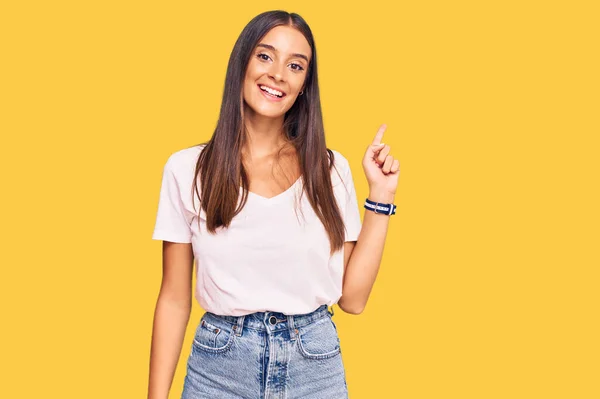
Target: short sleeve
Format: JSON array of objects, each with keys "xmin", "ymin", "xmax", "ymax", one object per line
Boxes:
[
  {"xmin": 151, "ymin": 155, "xmax": 193, "ymax": 243},
  {"xmin": 342, "ymin": 159, "xmax": 362, "ymax": 242}
]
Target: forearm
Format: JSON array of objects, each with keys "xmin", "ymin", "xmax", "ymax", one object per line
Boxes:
[
  {"xmin": 148, "ymin": 296, "xmax": 191, "ymax": 399},
  {"xmin": 339, "ymin": 190, "xmax": 395, "ymax": 314}
]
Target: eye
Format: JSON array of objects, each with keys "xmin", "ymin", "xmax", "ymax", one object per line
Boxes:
[
  {"xmin": 289, "ymin": 63, "xmax": 305, "ymax": 72},
  {"xmin": 257, "ymin": 53, "xmax": 271, "ymax": 62}
]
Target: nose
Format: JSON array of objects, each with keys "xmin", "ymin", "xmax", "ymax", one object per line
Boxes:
[{"xmin": 268, "ymin": 61, "xmax": 285, "ymax": 82}]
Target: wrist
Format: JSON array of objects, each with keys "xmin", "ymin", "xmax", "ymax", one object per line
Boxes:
[{"xmin": 368, "ymin": 190, "xmax": 395, "ymax": 203}]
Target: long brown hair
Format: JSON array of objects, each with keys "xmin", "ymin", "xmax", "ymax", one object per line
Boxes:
[{"xmin": 192, "ymin": 10, "xmax": 347, "ymax": 254}]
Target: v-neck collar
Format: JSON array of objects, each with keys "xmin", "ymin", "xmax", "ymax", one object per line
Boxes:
[{"xmin": 243, "ymin": 176, "xmax": 303, "ymax": 204}]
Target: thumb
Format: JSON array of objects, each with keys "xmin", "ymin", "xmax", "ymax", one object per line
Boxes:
[
  {"xmin": 365, "ymin": 142, "xmax": 386, "ymax": 160},
  {"xmin": 370, "ymin": 142, "xmax": 386, "ymax": 153}
]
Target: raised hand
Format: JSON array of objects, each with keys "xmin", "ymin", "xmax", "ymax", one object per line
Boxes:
[{"xmin": 362, "ymin": 124, "xmax": 400, "ymax": 197}]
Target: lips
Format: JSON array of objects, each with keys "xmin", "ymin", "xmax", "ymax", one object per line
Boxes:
[{"xmin": 257, "ymin": 84, "xmax": 287, "ymax": 100}]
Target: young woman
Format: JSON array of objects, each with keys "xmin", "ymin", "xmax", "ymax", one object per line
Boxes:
[{"xmin": 148, "ymin": 10, "xmax": 400, "ymax": 399}]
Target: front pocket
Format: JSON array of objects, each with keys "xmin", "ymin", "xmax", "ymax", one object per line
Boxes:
[
  {"xmin": 192, "ymin": 316, "xmax": 236, "ymax": 354},
  {"xmin": 296, "ymin": 316, "xmax": 341, "ymax": 360}
]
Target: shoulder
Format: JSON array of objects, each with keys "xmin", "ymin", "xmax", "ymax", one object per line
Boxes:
[
  {"xmin": 326, "ymin": 149, "xmax": 359, "ymax": 206},
  {"xmin": 163, "ymin": 144, "xmax": 207, "ymax": 174},
  {"xmin": 329, "ymin": 148, "xmax": 350, "ymax": 166},
  {"xmin": 328, "ymin": 148, "xmax": 352, "ymax": 176},
  {"xmin": 327, "ymin": 148, "xmax": 355, "ymax": 191}
]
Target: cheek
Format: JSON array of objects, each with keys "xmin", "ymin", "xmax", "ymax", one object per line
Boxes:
[
  {"xmin": 246, "ymin": 60, "xmax": 268, "ymax": 78},
  {"xmin": 243, "ymin": 64, "xmax": 256, "ymax": 85},
  {"xmin": 243, "ymin": 69, "xmax": 256, "ymax": 86},
  {"xmin": 243, "ymin": 75, "xmax": 259, "ymax": 99},
  {"xmin": 291, "ymin": 77, "xmax": 306, "ymax": 93}
]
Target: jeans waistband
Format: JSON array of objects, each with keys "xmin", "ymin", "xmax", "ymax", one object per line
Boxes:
[{"xmin": 202, "ymin": 304, "xmax": 335, "ymax": 334}]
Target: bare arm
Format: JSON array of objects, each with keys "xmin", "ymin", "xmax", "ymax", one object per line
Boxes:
[
  {"xmin": 148, "ymin": 241, "xmax": 194, "ymax": 399},
  {"xmin": 338, "ymin": 124, "xmax": 400, "ymax": 315},
  {"xmin": 338, "ymin": 190, "xmax": 394, "ymax": 315}
]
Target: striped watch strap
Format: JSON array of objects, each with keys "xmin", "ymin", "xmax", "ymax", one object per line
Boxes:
[{"xmin": 364, "ymin": 198, "xmax": 396, "ymax": 215}]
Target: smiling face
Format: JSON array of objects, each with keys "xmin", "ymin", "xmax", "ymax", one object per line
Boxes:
[{"xmin": 242, "ymin": 25, "xmax": 312, "ymax": 119}]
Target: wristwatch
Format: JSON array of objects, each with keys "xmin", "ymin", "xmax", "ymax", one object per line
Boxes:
[{"xmin": 364, "ymin": 198, "xmax": 396, "ymax": 215}]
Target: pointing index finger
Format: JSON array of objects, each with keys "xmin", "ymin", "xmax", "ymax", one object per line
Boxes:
[{"xmin": 372, "ymin": 124, "xmax": 387, "ymax": 146}]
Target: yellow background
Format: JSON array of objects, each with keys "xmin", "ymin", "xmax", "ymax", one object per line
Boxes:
[{"xmin": 1, "ymin": 1, "xmax": 598, "ymax": 398}]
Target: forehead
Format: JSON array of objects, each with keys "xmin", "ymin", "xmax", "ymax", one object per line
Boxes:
[{"xmin": 257, "ymin": 25, "xmax": 312, "ymax": 60}]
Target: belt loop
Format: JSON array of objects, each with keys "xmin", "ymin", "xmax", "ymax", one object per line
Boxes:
[
  {"xmin": 328, "ymin": 305, "xmax": 335, "ymax": 317},
  {"xmin": 288, "ymin": 314, "xmax": 298, "ymax": 339},
  {"xmin": 234, "ymin": 315, "xmax": 245, "ymax": 336}
]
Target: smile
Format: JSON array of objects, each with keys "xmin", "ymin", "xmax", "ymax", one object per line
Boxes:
[{"xmin": 257, "ymin": 84, "xmax": 286, "ymax": 101}]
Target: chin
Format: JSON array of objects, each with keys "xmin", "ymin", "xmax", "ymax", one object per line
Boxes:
[
  {"xmin": 245, "ymin": 102, "xmax": 288, "ymax": 119},
  {"xmin": 257, "ymin": 110, "xmax": 286, "ymax": 118}
]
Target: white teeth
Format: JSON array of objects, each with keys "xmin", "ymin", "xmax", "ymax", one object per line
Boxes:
[{"xmin": 259, "ymin": 85, "xmax": 283, "ymax": 97}]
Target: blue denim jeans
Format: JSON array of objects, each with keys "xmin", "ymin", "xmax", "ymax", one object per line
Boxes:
[{"xmin": 181, "ymin": 304, "xmax": 349, "ymax": 398}]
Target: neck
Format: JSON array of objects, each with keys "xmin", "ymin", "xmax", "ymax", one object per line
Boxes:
[{"xmin": 242, "ymin": 106, "xmax": 289, "ymax": 159}]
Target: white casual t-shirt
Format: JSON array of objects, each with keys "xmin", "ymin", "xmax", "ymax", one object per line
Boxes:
[{"xmin": 152, "ymin": 144, "xmax": 362, "ymax": 316}]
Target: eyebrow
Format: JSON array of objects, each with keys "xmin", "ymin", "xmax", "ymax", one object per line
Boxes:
[{"xmin": 256, "ymin": 43, "xmax": 309, "ymax": 63}]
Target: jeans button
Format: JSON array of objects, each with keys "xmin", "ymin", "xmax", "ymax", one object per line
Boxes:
[{"xmin": 269, "ymin": 316, "xmax": 277, "ymax": 325}]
